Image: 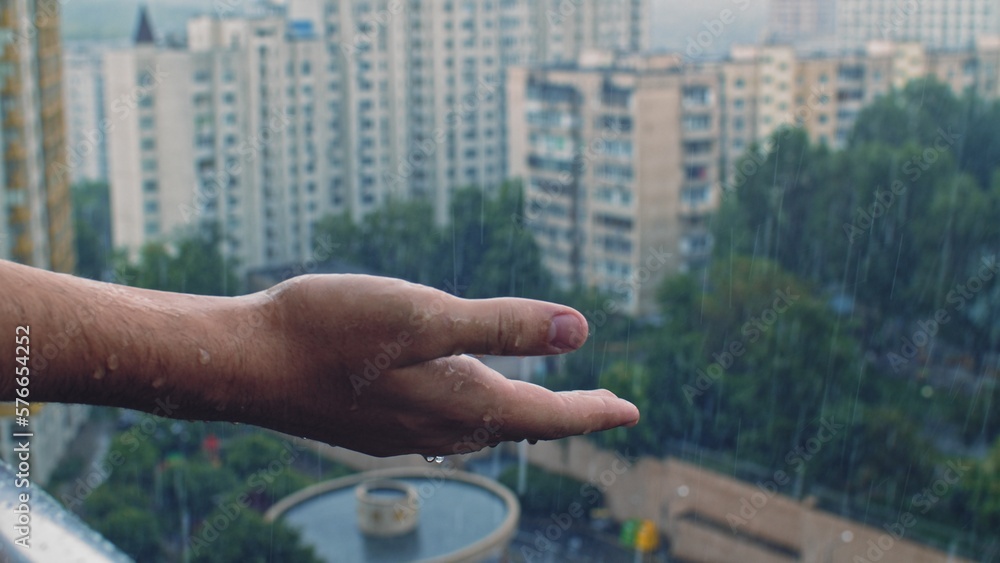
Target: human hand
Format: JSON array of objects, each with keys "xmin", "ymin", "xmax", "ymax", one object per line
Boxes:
[{"xmin": 235, "ymin": 275, "xmax": 640, "ymax": 457}]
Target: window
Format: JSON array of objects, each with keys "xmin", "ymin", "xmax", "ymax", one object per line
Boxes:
[
  {"xmin": 684, "ymin": 165, "xmax": 708, "ymax": 181},
  {"xmin": 683, "ymin": 114, "xmax": 711, "ymax": 131},
  {"xmin": 682, "ymin": 85, "xmax": 711, "ymax": 106},
  {"xmin": 682, "ymin": 185, "xmax": 709, "ymax": 204},
  {"xmin": 683, "ymin": 140, "xmax": 712, "ymax": 155}
]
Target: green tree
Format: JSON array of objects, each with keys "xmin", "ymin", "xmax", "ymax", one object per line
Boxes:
[
  {"xmin": 164, "ymin": 460, "xmax": 242, "ymax": 521},
  {"xmin": 72, "ymin": 181, "xmax": 112, "ymax": 280},
  {"xmin": 188, "ymin": 511, "xmax": 321, "ymax": 563},
  {"xmin": 593, "ymin": 362, "xmax": 660, "ymax": 454},
  {"xmin": 498, "ymin": 465, "xmax": 601, "ymax": 516},
  {"xmin": 959, "ymin": 435, "xmax": 1000, "ymax": 535},
  {"xmin": 445, "ymin": 181, "xmax": 554, "ymax": 299},
  {"xmin": 314, "ymin": 183, "xmax": 554, "ymax": 300},
  {"xmin": 89, "ymin": 505, "xmax": 162, "ymax": 561},
  {"xmin": 223, "ymin": 434, "xmax": 292, "ymax": 480},
  {"xmin": 649, "ymin": 258, "xmax": 862, "ymax": 465},
  {"xmin": 833, "ymin": 407, "xmax": 937, "ymax": 505}
]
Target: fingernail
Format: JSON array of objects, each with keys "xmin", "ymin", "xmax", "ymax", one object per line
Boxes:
[{"xmin": 548, "ymin": 313, "xmax": 585, "ymax": 351}]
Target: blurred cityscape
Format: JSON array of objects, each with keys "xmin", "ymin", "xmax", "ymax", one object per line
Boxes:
[{"xmin": 1, "ymin": 0, "xmax": 1000, "ymax": 561}]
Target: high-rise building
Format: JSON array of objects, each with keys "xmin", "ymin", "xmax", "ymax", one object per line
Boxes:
[
  {"xmin": 63, "ymin": 42, "xmax": 109, "ymax": 184},
  {"xmin": 508, "ymin": 54, "xmax": 718, "ymax": 315},
  {"xmin": 106, "ymin": 9, "xmax": 329, "ymax": 270},
  {"xmin": 769, "ymin": 0, "xmax": 1000, "ymax": 51},
  {"xmin": 0, "ymin": 0, "xmax": 86, "ymax": 487},
  {"xmin": 766, "ymin": 0, "xmax": 835, "ymax": 44},
  {"xmin": 837, "ymin": 0, "xmax": 1000, "ymax": 50},
  {"xmin": 105, "ymin": 0, "xmax": 650, "ymax": 270},
  {"xmin": 299, "ymin": 0, "xmax": 650, "ymax": 223},
  {"xmin": 0, "ymin": 0, "xmax": 74, "ymax": 273}
]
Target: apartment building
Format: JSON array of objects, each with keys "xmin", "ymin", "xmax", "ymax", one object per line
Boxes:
[
  {"xmin": 510, "ymin": 36, "xmax": 1000, "ymax": 316},
  {"xmin": 508, "ymin": 54, "xmax": 718, "ymax": 315},
  {"xmin": 769, "ymin": 0, "xmax": 1000, "ymax": 51},
  {"xmin": 0, "ymin": 0, "xmax": 86, "ymax": 486},
  {"xmin": 63, "ymin": 42, "xmax": 109, "ymax": 184},
  {"xmin": 106, "ymin": 10, "xmax": 330, "ymax": 270},
  {"xmin": 718, "ymin": 38, "xmax": 1000, "ymax": 184},
  {"xmin": 105, "ymin": 0, "xmax": 649, "ymax": 270},
  {"xmin": 0, "ymin": 0, "xmax": 73, "ymax": 273},
  {"xmin": 766, "ymin": 0, "xmax": 836, "ymax": 44},
  {"xmin": 836, "ymin": 0, "xmax": 1000, "ymax": 50}
]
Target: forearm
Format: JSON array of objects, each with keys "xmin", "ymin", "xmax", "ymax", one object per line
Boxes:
[
  {"xmin": 0, "ymin": 259, "xmax": 265, "ymax": 420},
  {"xmin": 0, "ymin": 262, "xmax": 640, "ymax": 458}
]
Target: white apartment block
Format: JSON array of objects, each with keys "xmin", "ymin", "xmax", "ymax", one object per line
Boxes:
[
  {"xmin": 107, "ymin": 12, "xmax": 333, "ymax": 270},
  {"xmin": 63, "ymin": 42, "xmax": 109, "ymax": 185},
  {"xmin": 769, "ymin": 0, "xmax": 1000, "ymax": 51},
  {"xmin": 837, "ymin": 0, "xmax": 1000, "ymax": 50},
  {"xmin": 767, "ymin": 0, "xmax": 836, "ymax": 44},
  {"xmin": 106, "ymin": 1, "xmax": 650, "ymax": 271},
  {"xmin": 508, "ymin": 55, "xmax": 718, "ymax": 316}
]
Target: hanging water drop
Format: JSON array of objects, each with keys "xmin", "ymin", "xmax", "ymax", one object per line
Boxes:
[{"xmin": 424, "ymin": 455, "xmax": 435, "ymax": 463}]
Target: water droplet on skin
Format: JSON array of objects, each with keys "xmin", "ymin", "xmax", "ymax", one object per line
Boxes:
[
  {"xmin": 452, "ymin": 380, "xmax": 464, "ymax": 392},
  {"xmin": 152, "ymin": 377, "xmax": 165, "ymax": 388},
  {"xmin": 199, "ymin": 349, "xmax": 211, "ymax": 365},
  {"xmin": 92, "ymin": 366, "xmax": 106, "ymax": 380},
  {"xmin": 107, "ymin": 354, "xmax": 119, "ymax": 371}
]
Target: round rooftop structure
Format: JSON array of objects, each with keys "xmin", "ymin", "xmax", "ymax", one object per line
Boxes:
[{"xmin": 265, "ymin": 466, "xmax": 519, "ymax": 563}]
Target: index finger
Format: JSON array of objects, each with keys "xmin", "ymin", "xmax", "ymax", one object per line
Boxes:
[{"xmin": 409, "ymin": 295, "xmax": 590, "ymax": 362}]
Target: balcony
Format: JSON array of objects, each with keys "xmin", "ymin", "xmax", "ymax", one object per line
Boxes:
[
  {"xmin": 7, "ymin": 169, "xmax": 26, "ymax": 189},
  {"xmin": 2, "ymin": 73, "xmax": 21, "ymax": 96},
  {"xmin": 4, "ymin": 110, "xmax": 23, "ymax": 129},
  {"xmin": 5, "ymin": 140, "xmax": 25, "ymax": 161},
  {"xmin": 14, "ymin": 233, "xmax": 33, "ymax": 260},
  {"xmin": 679, "ymin": 200, "xmax": 712, "ymax": 219},
  {"xmin": 9, "ymin": 204, "xmax": 30, "ymax": 225}
]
